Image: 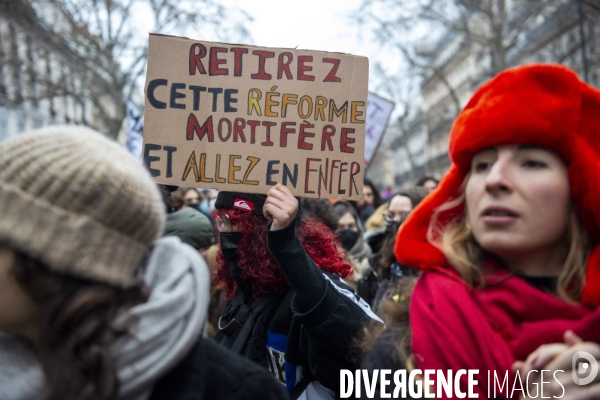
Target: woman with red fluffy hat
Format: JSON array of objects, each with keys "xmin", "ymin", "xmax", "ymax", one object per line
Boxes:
[
  {"xmin": 212, "ymin": 184, "xmax": 383, "ymax": 399},
  {"xmin": 389, "ymin": 64, "xmax": 600, "ymax": 399}
]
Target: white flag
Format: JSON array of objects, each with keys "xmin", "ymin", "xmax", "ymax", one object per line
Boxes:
[
  {"xmin": 364, "ymin": 93, "xmax": 394, "ymax": 166},
  {"xmin": 126, "ymin": 101, "xmax": 144, "ymax": 159}
]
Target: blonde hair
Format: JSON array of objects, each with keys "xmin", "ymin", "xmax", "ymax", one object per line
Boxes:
[
  {"xmin": 427, "ymin": 177, "xmax": 589, "ymax": 303},
  {"xmin": 364, "ymin": 202, "xmax": 389, "ymax": 231}
]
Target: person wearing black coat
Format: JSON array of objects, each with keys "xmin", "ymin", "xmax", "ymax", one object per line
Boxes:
[
  {"xmin": 212, "ymin": 185, "xmax": 383, "ymax": 400},
  {"xmin": 150, "ymin": 338, "xmax": 289, "ymax": 400}
]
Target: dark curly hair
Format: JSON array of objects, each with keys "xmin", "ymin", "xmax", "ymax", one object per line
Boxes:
[
  {"xmin": 356, "ymin": 277, "xmax": 416, "ymax": 370},
  {"xmin": 300, "ymin": 198, "xmax": 338, "ymax": 232},
  {"xmin": 12, "ymin": 252, "xmax": 148, "ymax": 400},
  {"xmin": 215, "ymin": 208, "xmax": 353, "ymax": 299}
]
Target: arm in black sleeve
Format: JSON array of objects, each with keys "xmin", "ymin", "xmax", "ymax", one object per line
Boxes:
[
  {"xmin": 267, "ymin": 219, "xmax": 326, "ymax": 310},
  {"xmin": 268, "ymin": 221, "xmax": 384, "ymax": 394}
]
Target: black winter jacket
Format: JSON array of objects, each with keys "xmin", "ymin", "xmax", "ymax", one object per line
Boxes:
[
  {"xmin": 213, "ymin": 220, "xmax": 383, "ymax": 399},
  {"xmin": 149, "ymin": 337, "xmax": 289, "ymax": 400}
]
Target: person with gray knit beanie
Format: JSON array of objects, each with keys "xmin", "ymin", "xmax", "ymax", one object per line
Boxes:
[
  {"xmin": 0, "ymin": 126, "xmax": 166, "ymax": 284},
  {"xmin": 0, "ymin": 126, "xmax": 288, "ymax": 400}
]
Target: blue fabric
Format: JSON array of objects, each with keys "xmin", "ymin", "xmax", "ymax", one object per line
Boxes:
[{"xmin": 266, "ymin": 331, "xmax": 299, "ymax": 393}]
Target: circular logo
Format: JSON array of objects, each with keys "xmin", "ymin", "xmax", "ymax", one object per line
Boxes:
[{"xmin": 572, "ymin": 351, "xmax": 599, "ymax": 386}]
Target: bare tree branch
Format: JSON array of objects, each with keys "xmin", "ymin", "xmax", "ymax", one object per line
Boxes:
[{"xmin": 1, "ymin": 0, "xmax": 250, "ymax": 137}]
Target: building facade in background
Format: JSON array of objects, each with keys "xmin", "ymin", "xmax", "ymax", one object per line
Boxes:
[
  {"xmin": 0, "ymin": 1, "xmax": 121, "ymax": 141},
  {"xmin": 367, "ymin": 0, "xmax": 600, "ymax": 191}
]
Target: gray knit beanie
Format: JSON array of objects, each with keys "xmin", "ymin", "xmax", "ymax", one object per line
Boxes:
[{"xmin": 0, "ymin": 125, "xmax": 165, "ymax": 285}]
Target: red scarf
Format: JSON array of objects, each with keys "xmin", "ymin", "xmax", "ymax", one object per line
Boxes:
[{"xmin": 410, "ymin": 266, "xmax": 600, "ymax": 399}]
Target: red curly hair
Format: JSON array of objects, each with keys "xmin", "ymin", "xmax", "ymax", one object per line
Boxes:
[{"xmin": 215, "ymin": 208, "xmax": 353, "ymax": 299}]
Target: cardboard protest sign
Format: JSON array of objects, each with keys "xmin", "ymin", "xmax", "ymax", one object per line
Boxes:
[
  {"xmin": 364, "ymin": 92, "xmax": 394, "ymax": 167},
  {"xmin": 143, "ymin": 33, "xmax": 369, "ymax": 200}
]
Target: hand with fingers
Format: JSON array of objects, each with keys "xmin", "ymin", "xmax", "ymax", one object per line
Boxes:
[
  {"xmin": 512, "ymin": 331, "xmax": 600, "ymax": 400},
  {"xmin": 263, "ymin": 183, "xmax": 299, "ymax": 231}
]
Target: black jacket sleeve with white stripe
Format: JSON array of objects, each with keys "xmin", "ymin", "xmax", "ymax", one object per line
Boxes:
[{"xmin": 268, "ymin": 220, "xmax": 384, "ymax": 397}]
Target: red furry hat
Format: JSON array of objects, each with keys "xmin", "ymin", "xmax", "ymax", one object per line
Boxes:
[{"xmin": 394, "ymin": 64, "xmax": 600, "ymax": 308}]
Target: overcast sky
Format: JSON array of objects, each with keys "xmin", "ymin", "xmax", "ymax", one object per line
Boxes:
[
  {"xmin": 133, "ymin": 0, "xmax": 404, "ymax": 94},
  {"xmin": 132, "ymin": 0, "xmax": 405, "ymax": 111},
  {"xmin": 233, "ymin": 0, "xmax": 368, "ymax": 54},
  {"xmin": 233, "ymin": 0, "xmax": 407, "ymax": 103}
]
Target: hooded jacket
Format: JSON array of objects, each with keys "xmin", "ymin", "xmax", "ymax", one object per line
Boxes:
[{"xmin": 163, "ymin": 207, "xmax": 214, "ymax": 250}]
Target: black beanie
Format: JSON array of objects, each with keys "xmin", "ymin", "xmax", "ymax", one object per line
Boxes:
[{"xmin": 215, "ymin": 192, "xmax": 267, "ymax": 215}]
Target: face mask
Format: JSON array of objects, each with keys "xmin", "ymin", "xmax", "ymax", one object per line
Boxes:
[
  {"xmin": 208, "ymin": 198, "xmax": 217, "ymax": 213},
  {"xmin": 199, "ymin": 200, "xmax": 209, "ymax": 213},
  {"xmin": 384, "ymin": 220, "xmax": 402, "ymax": 236},
  {"xmin": 220, "ymin": 231, "xmax": 243, "ymax": 264},
  {"xmin": 338, "ymin": 229, "xmax": 360, "ymax": 251}
]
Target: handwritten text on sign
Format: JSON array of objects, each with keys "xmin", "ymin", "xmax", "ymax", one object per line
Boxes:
[{"xmin": 143, "ymin": 34, "xmax": 368, "ymax": 199}]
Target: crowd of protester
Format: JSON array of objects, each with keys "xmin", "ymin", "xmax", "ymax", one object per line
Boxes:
[{"xmin": 1, "ymin": 63, "xmax": 600, "ymax": 400}]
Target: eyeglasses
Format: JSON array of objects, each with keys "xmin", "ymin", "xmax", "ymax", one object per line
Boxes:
[{"xmin": 215, "ymin": 214, "xmax": 233, "ymax": 232}]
